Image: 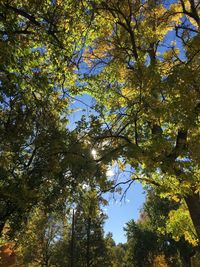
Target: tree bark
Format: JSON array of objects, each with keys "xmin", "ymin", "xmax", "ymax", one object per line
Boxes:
[
  {"xmin": 180, "ymin": 254, "xmax": 192, "ymax": 267},
  {"xmin": 0, "ymin": 220, "xmax": 6, "ymax": 236},
  {"xmin": 179, "ymin": 246, "xmax": 194, "ymax": 267},
  {"xmin": 70, "ymin": 209, "xmax": 75, "ymax": 267},
  {"xmin": 86, "ymin": 217, "xmax": 91, "ymax": 267},
  {"xmin": 184, "ymin": 193, "xmax": 200, "ymax": 244}
]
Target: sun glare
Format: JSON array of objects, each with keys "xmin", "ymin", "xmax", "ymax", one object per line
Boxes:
[{"xmin": 91, "ymin": 149, "xmax": 97, "ymax": 158}]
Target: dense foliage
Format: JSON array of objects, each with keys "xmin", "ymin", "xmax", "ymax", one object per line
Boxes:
[
  {"xmin": 82, "ymin": 0, "xmax": 200, "ymax": 242},
  {"xmin": 0, "ymin": 0, "xmax": 110, "ymax": 235},
  {"xmin": 0, "ymin": 0, "xmax": 200, "ymax": 266}
]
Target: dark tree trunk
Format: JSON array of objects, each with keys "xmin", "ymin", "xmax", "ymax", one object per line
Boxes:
[
  {"xmin": 0, "ymin": 201, "xmax": 17, "ymax": 236},
  {"xmin": 0, "ymin": 220, "xmax": 6, "ymax": 236},
  {"xmin": 184, "ymin": 193, "xmax": 200, "ymax": 244},
  {"xmin": 86, "ymin": 217, "xmax": 91, "ymax": 267},
  {"xmin": 70, "ymin": 209, "xmax": 75, "ymax": 267},
  {"xmin": 179, "ymin": 252, "xmax": 192, "ymax": 267},
  {"xmin": 43, "ymin": 250, "xmax": 50, "ymax": 267},
  {"xmin": 42, "ymin": 258, "xmax": 49, "ymax": 267}
]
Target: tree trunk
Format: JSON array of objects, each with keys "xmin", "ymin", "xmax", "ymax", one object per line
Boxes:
[
  {"xmin": 42, "ymin": 258, "xmax": 49, "ymax": 267},
  {"xmin": 179, "ymin": 251, "xmax": 192, "ymax": 267},
  {"xmin": 0, "ymin": 220, "xmax": 6, "ymax": 236},
  {"xmin": 86, "ymin": 217, "xmax": 91, "ymax": 267},
  {"xmin": 70, "ymin": 209, "xmax": 75, "ymax": 267},
  {"xmin": 184, "ymin": 193, "xmax": 200, "ymax": 244}
]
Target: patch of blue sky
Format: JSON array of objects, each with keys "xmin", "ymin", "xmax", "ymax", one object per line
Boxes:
[
  {"xmin": 162, "ymin": 0, "xmax": 178, "ymax": 8},
  {"xmin": 156, "ymin": 29, "xmax": 186, "ymax": 63},
  {"xmin": 175, "ymin": 156, "xmax": 192, "ymax": 162},
  {"xmin": 2, "ymin": 34, "xmax": 8, "ymax": 41},
  {"xmin": 103, "ymin": 181, "xmax": 146, "ymax": 244},
  {"xmin": 67, "ymin": 94, "xmax": 96, "ymax": 130},
  {"xmin": 100, "ymin": 162, "xmax": 146, "ymax": 243},
  {"xmin": 31, "ymin": 46, "xmax": 47, "ymax": 55}
]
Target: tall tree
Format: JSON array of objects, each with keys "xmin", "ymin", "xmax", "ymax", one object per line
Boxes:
[
  {"xmin": 82, "ymin": 0, "xmax": 200, "ymax": 242},
  {"xmin": 14, "ymin": 208, "xmax": 61, "ymax": 267},
  {"xmin": 0, "ymin": 0, "xmax": 109, "ymax": 235},
  {"xmin": 70, "ymin": 190, "xmax": 110, "ymax": 267}
]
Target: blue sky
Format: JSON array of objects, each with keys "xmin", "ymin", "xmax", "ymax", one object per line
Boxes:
[
  {"xmin": 68, "ymin": 94, "xmax": 146, "ymax": 244},
  {"xmin": 103, "ymin": 182, "xmax": 146, "ymax": 244}
]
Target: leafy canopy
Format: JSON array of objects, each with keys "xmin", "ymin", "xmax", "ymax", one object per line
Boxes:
[{"xmin": 81, "ymin": 0, "xmax": 200, "ymax": 241}]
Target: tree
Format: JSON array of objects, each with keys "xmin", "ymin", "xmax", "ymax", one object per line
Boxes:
[
  {"xmin": 82, "ymin": 0, "xmax": 200, "ymax": 242},
  {"xmin": 143, "ymin": 189, "xmax": 197, "ymax": 267},
  {"xmin": 104, "ymin": 233, "xmax": 127, "ymax": 267},
  {"xmin": 68, "ymin": 190, "xmax": 110, "ymax": 267},
  {"xmin": 14, "ymin": 208, "xmax": 64, "ymax": 267},
  {"xmin": 0, "ymin": 106, "xmax": 108, "ymax": 236},
  {"xmin": 124, "ymin": 220, "xmax": 159, "ymax": 267},
  {"xmin": 0, "ymin": 0, "xmax": 112, "ymax": 236}
]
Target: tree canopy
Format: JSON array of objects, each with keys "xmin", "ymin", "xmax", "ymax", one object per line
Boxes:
[
  {"xmin": 0, "ymin": 0, "xmax": 110, "ymax": 235},
  {"xmin": 81, "ymin": 0, "xmax": 200, "ymax": 242},
  {"xmin": 0, "ymin": 0, "xmax": 200, "ymax": 265}
]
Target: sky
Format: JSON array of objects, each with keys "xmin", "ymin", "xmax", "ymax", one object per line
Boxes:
[
  {"xmin": 103, "ymin": 182, "xmax": 146, "ymax": 244},
  {"xmin": 68, "ymin": 94, "xmax": 146, "ymax": 244}
]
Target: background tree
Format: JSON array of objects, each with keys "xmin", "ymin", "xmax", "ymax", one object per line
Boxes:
[
  {"xmin": 104, "ymin": 233, "xmax": 127, "ymax": 267},
  {"xmin": 123, "ymin": 188, "xmax": 198, "ymax": 267},
  {"xmin": 68, "ymin": 190, "xmax": 110, "ymax": 267},
  {"xmin": 124, "ymin": 219, "xmax": 159, "ymax": 267},
  {"xmin": 15, "ymin": 208, "xmax": 65, "ymax": 267},
  {"xmin": 143, "ymin": 189, "xmax": 198, "ymax": 267},
  {"xmin": 12, "ymin": 188, "xmax": 113, "ymax": 267}
]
